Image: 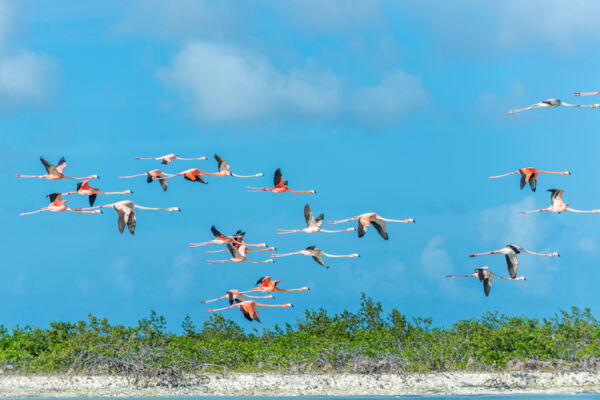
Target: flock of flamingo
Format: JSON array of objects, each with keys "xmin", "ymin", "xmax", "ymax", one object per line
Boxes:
[{"xmin": 15, "ymin": 87, "xmax": 600, "ymax": 322}]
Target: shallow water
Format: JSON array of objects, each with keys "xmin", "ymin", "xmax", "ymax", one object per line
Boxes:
[{"xmin": 14, "ymin": 395, "xmax": 600, "ymax": 400}]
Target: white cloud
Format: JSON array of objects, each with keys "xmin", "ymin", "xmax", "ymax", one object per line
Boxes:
[
  {"xmin": 0, "ymin": 1, "xmax": 57, "ymax": 113},
  {"xmin": 159, "ymin": 42, "xmax": 427, "ymax": 124}
]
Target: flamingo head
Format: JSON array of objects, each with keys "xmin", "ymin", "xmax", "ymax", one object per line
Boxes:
[
  {"xmin": 200, "ymin": 156, "xmax": 207, "ymax": 160},
  {"xmin": 91, "ymin": 175, "xmax": 100, "ymax": 179},
  {"xmin": 284, "ymin": 303, "xmax": 293, "ymax": 308},
  {"xmin": 515, "ymin": 276, "xmax": 526, "ymax": 281},
  {"xmin": 301, "ymin": 286, "xmax": 310, "ymax": 291},
  {"xmin": 257, "ymin": 173, "xmax": 264, "ymax": 176},
  {"xmin": 552, "ymin": 252, "xmax": 560, "ymax": 257},
  {"xmin": 169, "ymin": 207, "xmax": 181, "ymax": 212},
  {"xmin": 409, "ymin": 218, "xmax": 416, "ymax": 223},
  {"xmin": 347, "ymin": 227, "xmax": 356, "ymax": 231},
  {"xmin": 266, "ymin": 259, "xmax": 274, "ymax": 263},
  {"xmin": 93, "ymin": 209, "xmax": 102, "ymax": 214},
  {"xmin": 309, "ymin": 190, "xmax": 316, "ymax": 194},
  {"xmin": 563, "ymin": 171, "xmax": 572, "ymax": 175},
  {"xmin": 125, "ymin": 190, "xmax": 133, "ymax": 194},
  {"xmin": 258, "ymin": 243, "xmax": 268, "ymax": 248},
  {"xmin": 351, "ymin": 253, "xmax": 360, "ymax": 258}
]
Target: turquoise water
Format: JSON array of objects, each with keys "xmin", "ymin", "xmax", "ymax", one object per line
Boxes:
[{"xmin": 13, "ymin": 395, "xmax": 600, "ymax": 400}]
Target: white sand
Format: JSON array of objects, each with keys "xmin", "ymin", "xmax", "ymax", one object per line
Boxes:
[{"xmin": 0, "ymin": 372, "xmax": 599, "ymax": 397}]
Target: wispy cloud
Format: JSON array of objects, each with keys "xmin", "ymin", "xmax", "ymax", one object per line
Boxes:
[{"xmin": 158, "ymin": 42, "xmax": 427, "ymax": 124}]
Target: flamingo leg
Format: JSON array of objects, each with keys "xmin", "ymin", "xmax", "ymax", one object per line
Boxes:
[
  {"xmin": 328, "ymin": 216, "xmax": 359, "ymax": 225},
  {"xmin": 520, "ymin": 208, "xmax": 551, "ymax": 213},
  {"xmin": 247, "ymin": 186, "xmax": 269, "ymax": 192},
  {"xmin": 176, "ymin": 157, "xmax": 207, "ymax": 161},
  {"xmin": 277, "ymin": 228, "xmax": 302, "ymax": 234},
  {"xmin": 566, "ymin": 208, "xmax": 600, "ymax": 214},
  {"xmin": 319, "ymin": 227, "xmax": 355, "ymax": 233},
  {"xmin": 206, "ymin": 260, "xmax": 232, "ymax": 265},
  {"xmin": 379, "ymin": 217, "xmax": 415, "ymax": 223},
  {"xmin": 469, "ymin": 251, "xmax": 500, "ymax": 257},
  {"xmin": 270, "ymin": 252, "xmax": 302, "ymax": 258},
  {"xmin": 134, "ymin": 157, "xmax": 160, "ymax": 160},
  {"xmin": 65, "ymin": 175, "xmax": 97, "ymax": 180},
  {"xmin": 520, "ymin": 249, "xmax": 559, "ymax": 257},
  {"xmin": 133, "ymin": 205, "xmax": 179, "ymax": 212},
  {"xmin": 231, "ymin": 172, "xmax": 263, "ymax": 178},
  {"xmin": 200, "ymin": 295, "xmax": 227, "ymax": 304},
  {"xmin": 561, "ymin": 102, "xmax": 598, "ymax": 108},
  {"xmin": 245, "ymin": 294, "xmax": 274, "ymax": 299},
  {"xmin": 246, "ymin": 259, "xmax": 274, "ymax": 264},
  {"xmin": 489, "ymin": 171, "xmax": 519, "ymax": 179},
  {"xmin": 207, "ymin": 304, "xmax": 241, "ymax": 312},
  {"xmin": 536, "ymin": 170, "xmax": 571, "ymax": 175},
  {"xmin": 285, "ymin": 189, "xmax": 315, "ymax": 194},
  {"xmin": 492, "ymin": 274, "xmax": 526, "ymax": 281},
  {"xmin": 15, "ymin": 174, "xmax": 46, "ymax": 178},
  {"xmin": 67, "ymin": 207, "xmax": 101, "ymax": 214},
  {"xmin": 119, "ymin": 173, "xmax": 148, "ymax": 179},
  {"xmin": 321, "ymin": 252, "xmax": 359, "ymax": 258},
  {"xmin": 245, "ymin": 247, "xmax": 276, "ymax": 253},
  {"xmin": 507, "ymin": 104, "xmax": 539, "ymax": 114},
  {"xmin": 574, "ymin": 90, "xmax": 600, "ymax": 97},
  {"xmin": 19, "ymin": 208, "xmax": 49, "ymax": 216},
  {"xmin": 445, "ymin": 274, "xmax": 477, "ymax": 279},
  {"xmin": 189, "ymin": 240, "xmax": 216, "ymax": 247},
  {"xmin": 206, "ymin": 249, "xmax": 228, "ymax": 253}
]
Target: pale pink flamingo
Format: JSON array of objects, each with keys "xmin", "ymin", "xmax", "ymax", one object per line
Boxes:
[
  {"xmin": 200, "ymin": 289, "xmax": 274, "ymax": 305},
  {"xmin": 62, "ymin": 180, "xmax": 132, "ymax": 206},
  {"xmin": 520, "ymin": 189, "xmax": 600, "ymax": 214},
  {"xmin": 134, "ymin": 153, "xmax": 206, "ymax": 164},
  {"xmin": 208, "ymin": 154, "xmax": 263, "ymax": 178},
  {"xmin": 329, "ymin": 212, "xmax": 415, "ymax": 240},
  {"xmin": 119, "ymin": 169, "xmax": 171, "ymax": 191},
  {"xmin": 574, "ymin": 90, "xmax": 600, "ymax": 97},
  {"xmin": 469, "ymin": 245, "xmax": 559, "ymax": 278},
  {"xmin": 76, "ymin": 200, "xmax": 180, "ymax": 234},
  {"xmin": 16, "ymin": 157, "xmax": 99, "ymax": 181},
  {"xmin": 247, "ymin": 168, "xmax": 315, "ymax": 194},
  {"xmin": 251, "ymin": 276, "xmax": 309, "ymax": 293},
  {"xmin": 270, "ymin": 246, "xmax": 359, "ymax": 268},
  {"xmin": 206, "ymin": 244, "xmax": 274, "ymax": 265},
  {"xmin": 277, "ymin": 204, "xmax": 355, "ymax": 234},
  {"xmin": 489, "ymin": 167, "xmax": 571, "ymax": 192},
  {"xmin": 446, "ymin": 266, "xmax": 525, "ymax": 296},
  {"xmin": 507, "ymin": 98, "xmax": 598, "ymax": 114},
  {"xmin": 19, "ymin": 193, "xmax": 102, "ymax": 216},
  {"xmin": 189, "ymin": 226, "xmax": 268, "ymax": 248},
  {"xmin": 207, "ymin": 300, "xmax": 293, "ymax": 322}
]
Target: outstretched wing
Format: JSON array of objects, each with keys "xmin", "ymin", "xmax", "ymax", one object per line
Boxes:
[
  {"xmin": 371, "ymin": 219, "xmax": 388, "ymax": 240},
  {"xmin": 274, "ymin": 168, "xmax": 284, "ymax": 187},
  {"xmin": 240, "ymin": 307, "xmax": 254, "ymax": 322},
  {"xmin": 127, "ymin": 209, "xmax": 137, "ymax": 234},
  {"xmin": 56, "ymin": 157, "xmax": 67, "ymax": 173},
  {"xmin": 88, "ymin": 194, "xmax": 97, "ymax": 207},
  {"xmin": 214, "ymin": 154, "xmax": 228, "ymax": 173},
  {"xmin": 47, "ymin": 193, "xmax": 61, "ymax": 203},
  {"xmin": 40, "ymin": 157, "xmax": 56, "ymax": 174},
  {"xmin": 549, "ymin": 189, "xmax": 564, "ymax": 207},
  {"xmin": 505, "ymin": 253, "xmax": 519, "ymax": 279},
  {"xmin": 529, "ymin": 174, "xmax": 537, "ymax": 192},
  {"xmin": 312, "ymin": 253, "xmax": 327, "ymax": 267},
  {"xmin": 519, "ymin": 170, "xmax": 528, "ymax": 190},
  {"xmin": 256, "ymin": 276, "xmax": 270, "ymax": 285},
  {"xmin": 226, "ymin": 243, "xmax": 237, "ymax": 258},
  {"xmin": 483, "ymin": 277, "xmax": 492, "ymax": 297},
  {"xmin": 117, "ymin": 209, "xmax": 129, "ymax": 234},
  {"xmin": 357, "ymin": 221, "xmax": 367, "ymax": 238},
  {"xmin": 304, "ymin": 204, "xmax": 315, "ymax": 226},
  {"xmin": 211, "ymin": 225, "xmax": 222, "ymax": 238}
]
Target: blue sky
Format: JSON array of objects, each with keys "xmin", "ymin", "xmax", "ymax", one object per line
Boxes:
[{"xmin": 3, "ymin": 0, "xmax": 600, "ymax": 331}]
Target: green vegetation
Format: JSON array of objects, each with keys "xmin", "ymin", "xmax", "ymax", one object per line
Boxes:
[{"xmin": 0, "ymin": 295, "xmax": 599, "ymax": 382}]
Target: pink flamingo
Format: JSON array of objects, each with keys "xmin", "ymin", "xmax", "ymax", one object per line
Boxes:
[
  {"xmin": 469, "ymin": 244, "xmax": 559, "ymax": 278},
  {"xmin": 270, "ymin": 246, "xmax": 359, "ymax": 268},
  {"xmin": 134, "ymin": 153, "xmax": 206, "ymax": 164},
  {"xmin": 520, "ymin": 189, "xmax": 600, "ymax": 214},
  {"xmin": 574, "ymin": 90, "xmax": 600, "ymax": 97},
  {"xmin": 507, "ymin": 98, "xmax": 599, "ymax": 114},
  {"xmin": 119, "ymin": 169, "xmax": 171, "ymax": 191},
  {"xmin": 207, "ymin": 300, "xmax": 293, "ymax": 322},
  {"xmin": 200, "ymin": 289, "xmax": 274, "ymax": 305},
  {"xmin": 189, "ymin": 226, "xmax": 267, "ymax": 248},
  {"xmin": 247, "ymin": 168, "xmax": 315, "ymax": 194},
  {"xmin": 489, "ymin": 167, "xmax": 571, "ymax": 192},
  {"xmin": 62, "ymin": 180, "xmax": 132, "ymax": 206},
  {"xmin": 206, "ymin": 244, "xmax": 274, "ymax": 265},
  {"xmin": 329, "ymin": 212, "xmax": 415, "ymax": 240},
  {"xmin": 251, "ymin": 276, "xmax": 309, "ymax": 293},
  {"xmin": 167, "ymin": 168, "xmax": 209, "ymax": 184},
  {"xmin": 16, "ymin": 157, "xmax": 99, "ymax": 181},
  {"xmin": 208, "ymin": 154, "xmax": 264, "ymax": 178},
  {"xmin": 77, "ymin": 200, "xmax": 180, "ymax": 234},
  {"xmin": 20, "ymin": 193, "xmax": 102, "ymax": 216},
  {"xmin": 277, "ymin": 204, "xmax": 355, "ymax": 234},
  {"xmin": 446, "ymin": 266, "xmax": 525, "ymax": 296}
]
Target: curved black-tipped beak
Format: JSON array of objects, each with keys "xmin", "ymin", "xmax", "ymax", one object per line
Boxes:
[
  {"xmin": 413, "ymin": 219, "xmax": 416, "ymax": 223},
  {"xmin": 130, "ymin": 190, "xmax": 134, "ymax": 194}
]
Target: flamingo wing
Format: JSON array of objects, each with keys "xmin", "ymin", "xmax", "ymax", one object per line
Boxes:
[
  {"xmin": 210, "ymin": 225, "xmax": 223, "ymax": 238},
  {"xmin": 47, "ymin": 192, "xmax": 62, "ymax": 203},
  {"xmin": 127, "ymin": 209, "xmax": 137, "ymax": 234},
  {"xmin": 256, "ymin": 276, "xmax": 270, "ymax": 285},
  {"xmin": 88, "ymin": 193, "xmax": 97, "ymax": 207},
  {"xmin": 483, "ymin": 277, "xmax": 492, "ymax": 296},
  {"xmin": 304, "ymin": 203, "xmax": 315, "ymax": 226},
  {"xmin": 40, "ymin": 157, "xmax": 56, "ymax": 174},
  {"xmin": 357, "ymin": 220, "xmax": 367, "ymax": 238},
  {"xmin": 117, "ymin": 208, "xmax": 129, "ymax": 234},
  {"xmin": 505, "ymin": 253, "xmax": 519, "ymax": 279},
  {"xmin": 529, "ymin": 174, "xmax": 537, "ymax": 192},
  {"xmin": 158, "ymin": 175, "xmax": 168, "ymax": 191},
  {"xmin": 184, "ymin": 170, "xmax": 207, "ymax": 184},
  {"xmin": 312, "ymin": 254, "xmax": 327, "ymax": 267},
  {"xmin": 214, "ymin": 154, "xmax": 228, "ymax": 172},
  {"xmin": 371, "ymin": 219, "xmax": 388, "ymax": 240},
  {"xmin": 549, "ymin": 189, "xmax": 564, "ymax": 207},
  {"xmin": 77, "ymin": 180, "xmax": 91, "ymax": 191},
  {"xmin": 239, "ymin": 306, "xmax": 254, "ymax": 322},
  {"xmin": 519, "ymin": 170, "xmax": 529, "ymax": 190},
  {"xmin": 226, "ymin": 243, "xmax": 237, "ymax": 258},
  {"xmin": 274, "ymin": 168, "xmax": 284, "ymax": 188},
  {"xmin": 55, "ymin": 157, "xmax": 67, "ymax": 173}
]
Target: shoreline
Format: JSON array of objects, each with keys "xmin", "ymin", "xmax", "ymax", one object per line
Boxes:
[{"xmin": 1, "ymin": 372, "xmax": 600, "ymax": 397}]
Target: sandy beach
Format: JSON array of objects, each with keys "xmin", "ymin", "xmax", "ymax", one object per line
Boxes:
[{"xmin": 0, "ymin": 372, "xmax": 599, "ymax": 397}]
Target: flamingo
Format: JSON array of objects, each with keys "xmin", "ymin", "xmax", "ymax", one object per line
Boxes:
[
  {"xmin": 207, "ymin": 300, "xmax": 293, "ymax": 322},
  {"xmin": 119, "ymin": 169, "xmax": 170, "ymax": 191},
  {"xmin": 277, "ymin": 204, "xmax": 355, "ymax": 234},
  {"xmin": 446, "ymin": 266, "xmax": 525, "ymax": 296},
  {"xmin": 189, "ymin": 226, "xmax": 267, "ymax": 248},
  {"xmin": 205, "ymin": 232, "xmax": 276, "ymax": 254},
  {"xmin": 200, "ymin": 289, "xmax": 274, "ymax": 305},
  {"xmin": 507, "ymin": 98, "xmax": 599, "ymax": 114},
  {"xmin": 209, "ymin": 154, "xmax": 264, "ymax": 178},
  {"xmin": 520, "ymin": 189, "xmax": 600, "ymax": 214},
  {"xmin": 469, "ymin": 245, "xmax": 559, "ymax": 278},
  {"xmin": 251, "ymin": 276, "xmax": 309, "ymax": 293},
  {"xmin": 20, "ymin": 193, "xmax": 102, "ymax": 216},
  {"xmin": 62, "ymin": 180, "xmax": 132, "ymax": 206},
  {"xmin": 76, "ymin": 200, "xmax": 180, "ymax": 234},
  {"xmin": 167, "ymin": 168, "xmax": 208, "ymax": 184},
  {"xmin": 247, "ymin": 168, "xmax": 315, "ymax": 194},
  {"xmin": 574, "ymin": 90, "xmax": 600, "ymax": 97},
  {"xmin": 329, "ymin": 212, "xmax": 415, "ymax": 240},
  {"xmin": 16, "ymin": 157, "xmax": 99, "ymax": 181},
  {"xmin": 134, "ymin": 153, "xmax": 206, "ymax": 164},
  {"xmin": 206, "ymin": 244, "xmax": 274, "ymax": 265},
  {"xmin": 489, "ymin": 167, "xmax": 571, "ymax": 192},
  {"xmin": 270, "ymin": 246, "xmax": 359, "ymax": 268}
]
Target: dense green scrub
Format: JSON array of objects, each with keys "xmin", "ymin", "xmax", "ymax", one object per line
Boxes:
[{"xmin": 1, "ymin": 295, "xmax": 599, "ymax": 378}]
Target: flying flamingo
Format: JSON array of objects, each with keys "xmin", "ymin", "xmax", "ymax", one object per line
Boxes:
[
  {"xmin": 62, "ymin": 180, "xmax": 133, "ymax": 206},
  {"xmin": 76, "ymin": 200, "xmax": 180, "ymax": 234},
  {"xmin": 206, "ymin": 244, "xmax": 274, "ymax": 265},
  {"xmin": 507, "ymin": 98, "xmax": 598, "ymax": 114},
  {"xmin": 489, "ymin": 167, "xmax": 571, "ymax": 192},
  {"xmin": 251, "ymin": 276, "xmax": 309, "ymax": 293},
  {"xmin": 247, "ymin": 168, "xmax": 315, "ymax": 194},
  {"xmin": 134, "ymin": 153, "xmax": 207, "ymax": 164},
  {"xmin": 446, "ymin": 266, "xmax": 525, "ymax": 297},
  {"xmin": 119, "ymin": 169, "xmax": 171, "ymax": 191},
  {"xmin": 270, "ymin": 246, "xmax": 359, "ymax": 268},
  {"xmin": 207, "ymin": 300, "xmax": 293, "ymax": 322},
  {"xmin": 574, "ymin": 90, "xmax": 600, "ymax": 97},
  {"xmin": 167, "ymin": 168, "xmax": 209, "ymax": 184},
  {"xmin": 19, "ymin": 193, "xmax": 102, "ymax": 216},
  {"xmin": 520, "ymin": 189, "xmax": 600, "ymax": 214},
  {"xmin": 205, "ymin": 233, "xmax": 276, "ymax": 254},
  {"xmin": 329, "ymin": 212, "xmax": 415, "ymax": 240},
  {"xmin": 469, "ymin": 245, "xmax": 559, "ymax": 278},
  {"xmin": 189, "ymin": 226, "xmax": 267, "ymax": 248},
  {"xmin": 200, "ymin": 289, "xmax": 274, "ymax": 305},
  {"xmin": 277, "ymin": 204, "xmax": 355, "ymax": 234},
  {"xmin": 208, "ymin": 154, "xmax": 264, "ymax": 178},
  {"xmin": 16, "ymin": 157, "xmax": 99, "ymax": 181}
]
